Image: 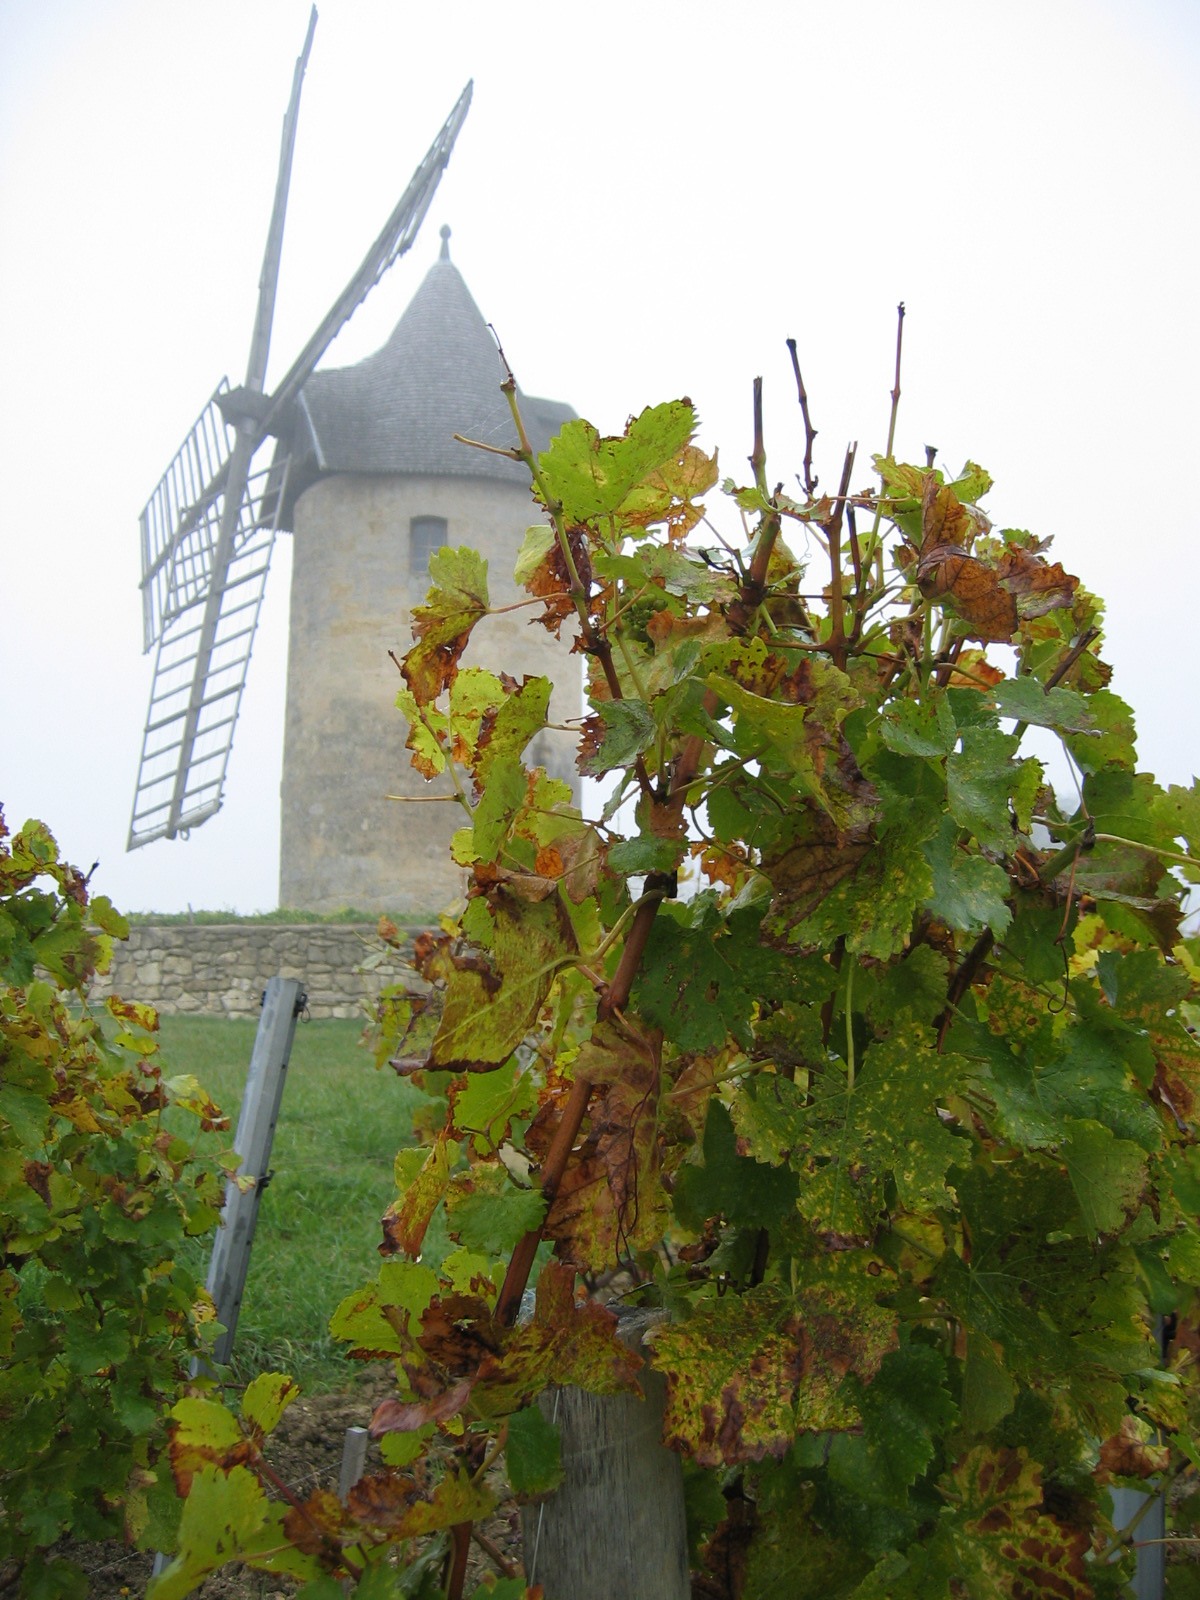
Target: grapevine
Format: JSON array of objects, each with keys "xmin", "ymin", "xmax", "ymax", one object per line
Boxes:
[{"xmin": 151, "ymin": 324, "xmax": 1200, "ymax": 1600}]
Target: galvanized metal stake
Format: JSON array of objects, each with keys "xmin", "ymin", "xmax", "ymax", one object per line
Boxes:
[
  {"xmin": 203, "ymin": 975, "xmax": 305, "ymax": 1368},
  {"xmin": 339, "ymin": 1427, "xmax": 369, "ymax": 1503},
  {"xmin": 153, "ymin": 975, "xmax": 305, "ymax": 1578}
]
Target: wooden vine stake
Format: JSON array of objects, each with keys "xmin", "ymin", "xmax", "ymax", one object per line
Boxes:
[{"xmin": 522, "ymin": 1311, "xmax": 688, "ymax": 1600}]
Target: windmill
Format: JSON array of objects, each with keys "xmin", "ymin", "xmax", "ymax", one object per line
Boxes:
[{"xmin": 129, "ymin": 8, "xmax": 471, "ymax": 851}]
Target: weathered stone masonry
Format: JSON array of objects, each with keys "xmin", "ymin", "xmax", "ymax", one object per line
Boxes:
[{"xmin": 91, "ymin": 925, "xmax": 395, "ymax": 1020}]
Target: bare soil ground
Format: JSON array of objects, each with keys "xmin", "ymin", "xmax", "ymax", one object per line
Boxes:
[{"xmin": 59, "ymin": 1369, "xmax": 525, "ymax": 1599}]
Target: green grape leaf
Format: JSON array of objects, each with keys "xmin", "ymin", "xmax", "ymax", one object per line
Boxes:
[
  {"xmin": 471, "ymin": 755, "xmax": 528, "ymax": 864},
  {"xmin": 1157, "ymin": 781, "xmax": 1200, "ymax": 881},
  {"xmin": 147, "ymin": 1465, "xmax": 269, "ymax": 1600},
  {"xmin": 431, "ymin": 894, "xmax": 572, "ymax": 1070},
  {"xmin": 711, "ymin": 665, "xmax": 865, "ymax": 830},
  {"xmin": 329, "ymin": 1262, "xmax": 439, "ymax": 1359},
  {"xmin": 772, "ymin": 810, "xmax": 935, "ymax": 959},
  {"xmin": 536, "ymin": 401, "xmax": 697, "ymax": 523},
  {"xmin": 922, "ymin": 815, "xmax": 1012, "ymax": 936},
  {"xmin": 1064, "ymin": 688, "xmax": 1137, "ymax": 772},
  {"xmin": 946, "ymin": 727, "xmax": 1022, "ymax": 851},
  {"xmin": 1097, "ymin": 948, "xmax": 1200, "ymax": 1115},
  {"xmin": 991, "ymin": 677, "xmax": 1094, "ymax": 731},
  {"xmin": 648, "ymin": 1280, "xmax": 896, "ymax": 1467},
  {"xmin": 1059, "ymin": 1117, "xmax": 1148, "ymax": 1238},
  {"xmin": 450, "ymin": 1061, "xmax": 537, "ymax": 1154},
  {"xmin": 838, "ymin": 1342, "xmax": 958, "ymax": 1502},
  {"xmin": 743, "ymin": 1507, "xmax": 872, "ymax": 1600},
  {"xmin": 674, "ymin": 1098, "xmax": 798, "ymax": 1232},
  {"xmin": 976, "ymin": 1013, "xmax": 1160, "ymax": 1153},
  {"xmin": 879, "ymin": 694, "xmax": 958, "ymax": 758},
  {"xmin": 514, "ymin": 524, "xmax": 556, "ymax": 585},
  {"xmin": 858, "ymin": 944, "xmax": 950, "ymax": 1030},
  {"xmin": 380, "ymin": 1132, "xmax": 454, "ymax": 1258},
  {"xmin": 471, "ymin": 675, "xmax": 552, "ymax": 787},
  {"xmin": 636, "ymin": 899, "xmax": 794, "ymax": 1051},
  {"xmin": 997, "ymin": 900, "xmax": 1073, "ymax": 986},
  {"xmin": 445, "ymin": 1163, "xmax": 547, "ymax": 1255},
  {"xmin": 933, "ymin": 1161, "xmax": 1151, "ymax": 1429},
  {"xmin": 957, "ymin": 1331, "xmax": 1017, "ymax": 1438},
  {"xmin": 732, "ymin": 1027, "xmax": 965, "ymax": 1247},
  {"xmin": 505, "ymin": 1403, "xmax": 564, "ymax": 1497},
  {"xmin": 241, "ymin": 1373, "xmax": 301, "ymax": 1438},
  {"xmin": 61, "ymin": 1315, "xmax": 130, "ymax": 1374},
  {"xmin": 577, "ymin": 698, "xmax": 657, "ymax": 777},
  {"xmin": 606, "ymin": 833, "xmax": 685, "ymax": 875}
]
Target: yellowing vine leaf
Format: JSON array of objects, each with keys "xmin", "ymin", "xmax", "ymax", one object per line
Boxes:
[{"xmin": 402, "ymin": 546, "xmax": 489, "ymax": 706}]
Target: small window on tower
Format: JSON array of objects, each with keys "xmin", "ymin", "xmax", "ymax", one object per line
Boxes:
[{"xmin": 409, "ymin": 516, "xmax": 447, "ymax": 581}]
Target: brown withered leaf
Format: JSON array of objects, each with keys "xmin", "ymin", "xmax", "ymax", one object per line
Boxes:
[
  {"xmin": 697, "ymin": 1492, "xmax": 758, "ymax": 1600},
  {"xmin": 542, "ymin": 1025, "xmax": 667, "ymax": 1270},
  {"xmin": 412, "ymin": 931, "xmax": 456, "ymax": 984},
  {"xmin": 917, "ymin": 549, "xmax": 1019, "ymax": 643},
  {"xmin": 554, "ymin": 827, "xmax": 604, "ymax": 904},
  {"xmin": 418, "ymin": 1292, "xmax": 506, "ymax": 1375},
  {"xmin": 1097, "ymin": 1414, "xmax": 1171, "ymax": 1481},
  {"xmin": 283, "ymin": 1489, "xmax": 345, "ymax": 1557},
  {"xmin": 23, "ymin": 1160, "xmax": 52, "ymax": 1206},
  {"xmin": 534, "ymin": 845, "xmax": 564, "ymax": 879},
  {"xmin": 994, "ymin": 546, "xmax": 1079, "ymax": 619},
  {"xmin": 648, "ymin": 1281, "xmax": 895, "ymax": 1468},
  {"xmin": 645, "ymin": 608, "xmax": 726, "ymax": 652},
  {"xmin": 913, "ymin": 476, "xmax": 1078, "ymax": 643},
  {"xmin": 345, "ymin": 1471, "xmax": 424, "ymax": 1525},
  {"xmin": 948, "ymin": 648, "xmax": 1004, "ymax": 689},
  {"xmin": 762, "ymin": 827, "xmax": 871, "ymax": 940},
  {"xmin": 368, "ymin": 1380, "xmax": 474, "ymax": 1439},
  {"xmin": 105, "ymin": 994, "xmax": 160, "ymax": 1032},
  {"xmin": 920, "ymin": 474, "xmax": 983, "ymax": 553},
  {"xmin": 350, "ymin": 1470, "xmax": 495, "ymax": 1540},
  {"xmin": 691, "ymin": 838, "xmax": 749, "ymax": 890},
  {"xmin": 457, "ymin": 1262, "xmax": 643, "ymax": 1419},
  {"xmin": 525, "ymin": 526, "xmax": 592, "ymax": 636},
  {"xmin": 167, "ymin": 1403, "xmax": 255, "ymax": 1497},
  {"xmin": 576, "ymin": 715, "xmax": 604, "ymax": 774},
  {"xmin": 472, "ymin": 863, "xmax": 559, "ymax": 903}
]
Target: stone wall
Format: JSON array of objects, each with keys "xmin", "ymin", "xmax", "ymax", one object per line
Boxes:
[{"xmin": 91, "ymin": 924, "xmax": 401, "ymax": 1020}]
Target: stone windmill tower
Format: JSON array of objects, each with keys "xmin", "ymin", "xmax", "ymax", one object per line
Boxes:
[
  {"xmin": 275, "ymin": 227, "xmax": 579, "ymax": 914},
  {"xmin": 127, "ymin": 26, "xmax": 577, "ymax": 916}
]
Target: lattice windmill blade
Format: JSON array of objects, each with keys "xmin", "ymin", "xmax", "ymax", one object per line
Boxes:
[
  {"xmin": 265, "ymin": 78, "xmax": 473, "ymax": 428},
  {"xmin": 129, "ymin": 10, "xmax": 472, "ymax": 850},
  {"xmin": 138, "ymin": 383, "xmax": 235, "ymax": 653},
  {"xmin": 129, "ymin": 450, "xmax": 289, "ymax": 847}
]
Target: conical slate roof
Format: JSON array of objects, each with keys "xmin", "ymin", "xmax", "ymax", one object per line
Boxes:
[{"xmin": 288, "ymin": 229, "xmax": 574, "ymax": 495}]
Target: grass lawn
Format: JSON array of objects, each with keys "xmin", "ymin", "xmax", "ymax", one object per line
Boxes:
[{"xmin": 160, "ymin": 1014, "xmax": 422, "ymax": 1392}]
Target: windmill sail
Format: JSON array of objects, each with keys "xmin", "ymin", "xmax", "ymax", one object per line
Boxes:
[
  {"xmin": 130, "ymin": 442, "xmax": 288, "ymax": 847},
  {"xmin": 129, "ymin": 55, "xmax": 472, "ymax": 850}
]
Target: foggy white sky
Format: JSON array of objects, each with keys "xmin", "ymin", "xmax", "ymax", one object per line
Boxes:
[{"xmin": 1, "ymin": 0, "xmax": 1197, "ymax": 914}]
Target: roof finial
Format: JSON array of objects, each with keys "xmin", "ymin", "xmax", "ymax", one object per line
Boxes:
[{"xmin": 439, "ymin": 224, "xmax": 451, "ymax": 262}]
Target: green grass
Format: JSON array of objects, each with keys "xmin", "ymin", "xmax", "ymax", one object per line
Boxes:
[{"xmin": 160, "ymin": 1015, "xmax": 423, "ymax": 1392}]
